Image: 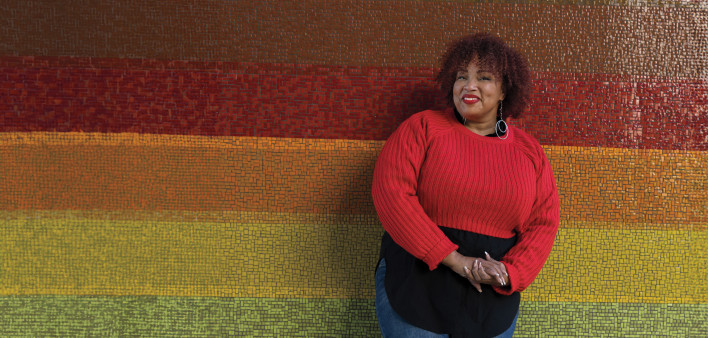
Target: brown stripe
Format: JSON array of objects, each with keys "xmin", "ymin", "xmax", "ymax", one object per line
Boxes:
[
  {"xmin": 417, "ymin": 0, "xmax": 701, "ymax": 6},
  {"xmin": 1, "ymin": 1, "xmax": 704, "ymax": 78},
  {"xmin": 0, "ymin": 0, "xmax": 240, "ymax": 61}
]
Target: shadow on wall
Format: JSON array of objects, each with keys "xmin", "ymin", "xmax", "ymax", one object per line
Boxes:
[
  {"xmin": 390, "ymin": 80, "xmax": 447, "ymax": 128},
  {"xmin": 405, "ymin": 83, "xmax": 447, "ymax": 117}
]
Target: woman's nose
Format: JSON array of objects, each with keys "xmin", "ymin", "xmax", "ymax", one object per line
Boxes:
[{"xmin": 464, "ymin": 79, "xmax": 477, "ymax": 90}]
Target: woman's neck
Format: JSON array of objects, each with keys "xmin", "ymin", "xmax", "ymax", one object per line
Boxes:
[{"xmin": 454, "ymin": 109, "xmax": 503, "ymax": 137}]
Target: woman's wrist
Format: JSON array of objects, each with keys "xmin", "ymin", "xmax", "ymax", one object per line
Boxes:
[
  {"xmin": 441, "ymin": 250, "xmax": 464, "ymax": 275},
  {"xmin": 442, "ymin": 250, "xmax": 474, "ymax": 278}
]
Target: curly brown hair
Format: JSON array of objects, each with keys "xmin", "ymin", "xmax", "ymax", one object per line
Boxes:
[{"xmin": 436, "ymin": 33, "xmax": 532, "ymax": 119}]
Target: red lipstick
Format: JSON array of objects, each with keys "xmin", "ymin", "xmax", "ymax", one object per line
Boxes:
[{"xmin": 462, "ymin": 94, "xmax": 480, "ymax": 104}]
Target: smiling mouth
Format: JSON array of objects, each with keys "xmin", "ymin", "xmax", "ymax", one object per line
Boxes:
[{"xmin": 462, "ymin": 96, "xmax": 480, "ymax": 104}]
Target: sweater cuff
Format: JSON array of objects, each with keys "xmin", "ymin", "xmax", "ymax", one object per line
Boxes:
[
  {"xmin": 493, "ymin": 262, "xmax": 518, "ymax": 295},
  {"xmin": 422, "ymin": 239, "xmax": 458, "ymax": 271}
]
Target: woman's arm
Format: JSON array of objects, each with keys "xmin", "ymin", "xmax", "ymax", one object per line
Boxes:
[
  {"xmin": 372, "ymin": 115, "xmax": 458, "ymax": 270},
  {"xmin": 493, "ymin": 148, "xmax": 560, "ymax": 295}
]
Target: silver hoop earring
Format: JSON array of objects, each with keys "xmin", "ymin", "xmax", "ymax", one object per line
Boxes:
[{"xmin": 495, "ymin": 101, "xmax": 508, "ymax": 140}]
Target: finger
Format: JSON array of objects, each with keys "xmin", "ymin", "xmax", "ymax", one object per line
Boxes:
[
  {"xmin": 481, "ymin": 262, "xmax": 506, "ymax": 286},
  {"xmin": 464, "ymin": 266, "xmax": 483, "ymax": 293},
  {"xmin": 471, "ymin": 260, "xmax": 483, "ymax": 281},
  {"xmin": 476, "ymin": 260, "xmax": 490, "ymax": 278},
  {"xmin": 490, "ymin": 265, "xmax": 505, "ymax": 286},
  {"xmin": 484, "ymin": 252, "xmax": 507, "ymax": 285},
  {"xmin": 477, "ymin": 260, "xmax": 503, "ymax": 285},
  {"xmin": 500, "ymin": 263, "xmax": 509, "ymax": 280},
  {"xmin": 481, "ymin": 261, "xmax": 503, "ymax": 285},
  {"xmin": 471, "ymin": 280, "xmax": 483, "ymax": 293},
  {"xmin": 491, "ymin": 269, "xmax": 504, "ymax": 286},
  {"xmin": 475, "ymin": 260, "xmax": 497, "ymax": 285},
  {"xmin": 491, "ymin": 260, "xmax": 509, "ymax": 283},
  {"xmin": 484, "ymin": 251, "xmax": 508, "ymax": 277},
  {"xmin": 480, "ymin": 263, "xmax": 501, "ymax": 285},
  {"xmin": 464, "ymin": 265, "xmax": 477, "ymax": 282},
  {"xmin": 485, "ymin": 251, "xmax": 495, "ymax": 261}
]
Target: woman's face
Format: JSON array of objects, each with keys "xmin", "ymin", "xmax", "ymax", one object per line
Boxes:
[{"xmin": 452, "ymin": 61, "xmax": 505, "ymax": 123}]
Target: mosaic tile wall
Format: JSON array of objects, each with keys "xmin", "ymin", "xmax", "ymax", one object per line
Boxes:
[{"xmin": 0, "ymin": 0, "xmax": 706, "ymax": 336}]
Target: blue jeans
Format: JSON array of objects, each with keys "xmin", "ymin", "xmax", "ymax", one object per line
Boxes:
[{"xmin": 375, "ymin": 259, "xmax": 517, "ymax": 338}]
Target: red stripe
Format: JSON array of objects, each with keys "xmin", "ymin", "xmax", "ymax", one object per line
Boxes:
[
  {"xmin": 519, "ymin": 73, "xmax": 708, "ymax": 150},
  {"xmin": 1, "ymin": 56, "xmax": 705, "ymax": 150}
]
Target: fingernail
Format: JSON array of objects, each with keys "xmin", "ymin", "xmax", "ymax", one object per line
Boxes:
[
  {"xmin": 464, "ymin": 266, "xmax": 469, "ymax": 273},
  {"xmin": 485, "ymin": 251, "xmax": 489, "ymax": 256}
]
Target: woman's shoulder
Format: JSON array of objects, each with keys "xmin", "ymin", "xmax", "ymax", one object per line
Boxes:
[
  {"xmin": 509, "ymin": 126, "xmax": 549, "ymax": 162},
  {"xmin": 509, "ymin": 126, "xmax": 540, "ymax": 145},
  {"xmin": 402, "ymin": 109, "xmax": 458, "ymax": 133}
]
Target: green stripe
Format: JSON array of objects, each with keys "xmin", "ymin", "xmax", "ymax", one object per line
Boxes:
[
  {"xmin": 517, "ymin": 302, "xmax": 708, "ymax": 337},
  {"xmin": 0, "ymin": 295, "xmax": 236, "ymax": 337},
  {"xmin": 0, "ymin": 296, "xmax": 380, "ymax": 337},
  {"xmin": 0, "ymin": 296, "xmax": 705, "ymax": 337}
]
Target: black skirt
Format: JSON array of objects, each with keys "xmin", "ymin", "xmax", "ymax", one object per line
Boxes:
[{"xmin": 379, "ymin": 226, "xmax": 519, "ymax": 338}]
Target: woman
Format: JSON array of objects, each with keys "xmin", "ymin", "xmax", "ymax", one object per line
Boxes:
[{"xmin": 372, "ymin": 33, "xmax": 560, "ymax": 337}]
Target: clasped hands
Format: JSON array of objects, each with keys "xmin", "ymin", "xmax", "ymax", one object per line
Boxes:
[{"xmin": 442, "ymin": 250, "xmax": 509, "ymax": 293}]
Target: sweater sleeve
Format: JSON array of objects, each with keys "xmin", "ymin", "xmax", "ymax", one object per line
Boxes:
[
  {"xmin": 494, "ymin": 145, "xmax": 560, "ymax": 295},
  {"xmin": 372, "ymin": 116, "xmax": 458, "ymax": 270}
]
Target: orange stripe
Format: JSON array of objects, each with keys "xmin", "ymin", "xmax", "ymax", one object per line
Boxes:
[
  {"xmin": 1, "ymin": 1, "xmax": 702, "ymax": 78},
  {"xmin": 545, "ymin": 146, "xmax": 707, "ymax": 226},
  {"xmin": 0, "ymin": 133, "xmax": 380, "ymax": 213},
  {"xmin": 0, "ymin": 133, "xmax": 705, "ymax": 228}
]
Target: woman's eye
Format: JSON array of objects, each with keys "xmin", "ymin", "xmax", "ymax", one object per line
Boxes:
[
  {"xmin": 456, "ymin": 75, "xmax": 466, "ymax": 80},
  {"xmin": 479, "ymin": 76, "xmax": 491, "ymax": 81}
]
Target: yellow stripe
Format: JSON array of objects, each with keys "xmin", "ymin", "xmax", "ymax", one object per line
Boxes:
[
  {"xmin": 0, "ymin": 213, "xmax": 705, "ymax": 303},
  {"xmin": 529, "ymin": 227, "xmax": 707, "ymax": 304},
  {"xmin": 1, "ymin": 210, "xmax": 705, "ymax": 232}
]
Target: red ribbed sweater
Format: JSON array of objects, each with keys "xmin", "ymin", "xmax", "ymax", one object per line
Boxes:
[{"xmin": 372, "ymin": 109, "xmax": 560, "ymax": 295}]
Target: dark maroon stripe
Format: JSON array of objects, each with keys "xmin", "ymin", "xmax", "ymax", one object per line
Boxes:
[{"xmin": 1, "ymin": 56, "xmax": 705, "ymax": 150}]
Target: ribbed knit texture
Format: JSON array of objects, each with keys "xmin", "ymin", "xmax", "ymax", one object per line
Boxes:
[{"xmin": 372, "ymin": 109, "xmax": 560, "ymax": 294}]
